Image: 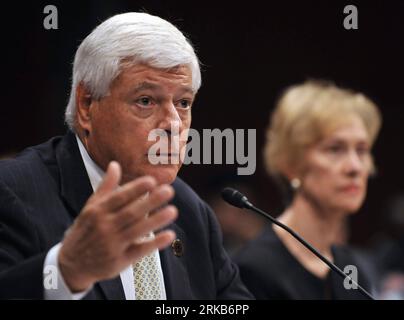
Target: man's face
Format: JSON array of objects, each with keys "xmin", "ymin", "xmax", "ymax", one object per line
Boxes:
[{"xmin": 83, "ymin": 64, "xmax": 195, "ymax": 185}]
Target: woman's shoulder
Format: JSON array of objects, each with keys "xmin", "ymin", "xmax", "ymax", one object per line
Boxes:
[
  {"xmin": 233, "ymin": 225, "xmax": 294, "ymax": 272},
  {"xmin": 332, "ymin": 244, "xmax": 377, "ymax": 295}
]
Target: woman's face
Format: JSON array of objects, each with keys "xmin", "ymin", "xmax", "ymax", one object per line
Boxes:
[{"xmin": 298, "ymin": 116, "xmax": 372, "ymax": 214}]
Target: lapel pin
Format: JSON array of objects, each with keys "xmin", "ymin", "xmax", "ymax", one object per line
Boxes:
[{"xmin": 171, "ymin": 238, "xmax": 184, "ymax": 257}]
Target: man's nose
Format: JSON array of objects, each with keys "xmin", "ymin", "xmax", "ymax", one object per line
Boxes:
[{"xmin": 158, "ymin": 102, "xmax": 182, "ymax": 136}]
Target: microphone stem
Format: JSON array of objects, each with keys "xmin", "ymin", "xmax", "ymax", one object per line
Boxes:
[{"xmin": 247, "ymin": 203, "xmax": 375, "ymax": 300}]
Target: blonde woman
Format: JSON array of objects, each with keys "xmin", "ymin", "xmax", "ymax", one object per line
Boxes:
[{"xmin": 235, "ymin": 81, "xmax": 381, "ymax": 299}]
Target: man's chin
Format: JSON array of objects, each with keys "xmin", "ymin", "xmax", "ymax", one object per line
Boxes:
[
  {"xmin": 142, "ymin": 164, "xmax": 180, "ymax": 185},
  {"xmin": 153, "ymin": 171, "xmax": 178, "ymax": 185},
  {"xmin": 122, "ymin": 163, "xmax": 180, "ymax": 185}
]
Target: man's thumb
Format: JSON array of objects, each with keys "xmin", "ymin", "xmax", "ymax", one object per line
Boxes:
[{"xmin": 96, "ymin": 161, "xmax": 121, "ymax": 195}]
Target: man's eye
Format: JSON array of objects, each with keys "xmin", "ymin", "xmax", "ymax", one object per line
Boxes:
[
  {"xmin": 135, "ymin": 97, "xmax": 153, "ymax": 108},
  {"xmin": 177, "ymin": 99, "xmax": 191, "ymax": 109}
]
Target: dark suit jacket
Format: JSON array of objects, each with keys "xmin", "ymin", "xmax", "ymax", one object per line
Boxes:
[
  {"xmin": 0, "ymin": 131, "xmax": 252, "ymax": 300},
  {"xmin": 235, "ymin": 225, "xmax": 373, "ymax": 299}
]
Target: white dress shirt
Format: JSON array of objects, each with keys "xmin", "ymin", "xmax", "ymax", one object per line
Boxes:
[{"xmin": 43, "ymin": 136, "xmax": 166, "ymax": 300}]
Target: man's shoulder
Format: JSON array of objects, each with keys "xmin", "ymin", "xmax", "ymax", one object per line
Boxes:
[
  {"xmin": 172, "ymin": 177, "xmax": 212, "ymax": 210},
  {"xmin": 171, "ymin": 177, "xmax": 213, "ymax": 224},
  {"xmin": 172, "ymin": 177, "xmax": 200, "ymax": 202},
  {"xmin": 0, "ymin": 135, "xmax": 63, "ymax": 189}
]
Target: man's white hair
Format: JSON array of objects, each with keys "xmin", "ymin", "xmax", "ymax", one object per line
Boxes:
[{"xmin": 65, "ymin": 12, "xmax": 201, "ymax": 130}]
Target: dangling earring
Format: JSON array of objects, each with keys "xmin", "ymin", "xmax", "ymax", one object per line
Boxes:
[{"xmin": 290, "ymin": 178, "xmax": 301, "ymax": 190}]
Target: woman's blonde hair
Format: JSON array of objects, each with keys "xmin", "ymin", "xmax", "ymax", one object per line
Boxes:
[{"xmin": 264, "ymin": 80, "xmax": 382, "ymax": 179}]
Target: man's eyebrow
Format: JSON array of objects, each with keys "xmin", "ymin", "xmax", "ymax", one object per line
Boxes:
[{"xmin": 130, "ymin": 82, "xmax": 195, "ymax": 96}]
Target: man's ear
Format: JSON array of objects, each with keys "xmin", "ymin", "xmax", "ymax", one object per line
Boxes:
[{"xmin": 76, "ymin": 82, "xmax": 95, "ymax": 136}]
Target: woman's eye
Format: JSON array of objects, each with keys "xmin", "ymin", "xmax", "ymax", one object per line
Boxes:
[
  {"xmin": 327, "ymin": 145, "xmax": 344, "ymax": 153},
  {"xmin": 357, "ymin": 146, "xmax": 370, "ymax": 156}
]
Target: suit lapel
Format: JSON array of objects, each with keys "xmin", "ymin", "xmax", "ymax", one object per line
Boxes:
[
  {"xmin": 55, "ymin": 131, "xmax": 125, "ymax": 300},
  {"xmin": 55, "ymin": 131, "xmax": 93, "ymax": 218},
  {"xmin": 97, "ymin": 277, "xmax": 126, "ymax": 300},
  {"xmin": 160, "ymin": 223, "xmax": 193, "ymax": 299}
]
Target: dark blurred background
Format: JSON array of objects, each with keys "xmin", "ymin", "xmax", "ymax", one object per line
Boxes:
[{"xmin": 1, "ymin": 0, "xmax": 404, "ymax": 248}]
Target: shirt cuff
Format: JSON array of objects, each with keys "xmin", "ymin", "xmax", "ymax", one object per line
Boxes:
[{"xmin": 43, "ymin": 242, "xmax": 92, "ymax": 300}]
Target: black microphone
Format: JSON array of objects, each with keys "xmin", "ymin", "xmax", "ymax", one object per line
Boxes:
[{"xmin": 221, "ymin": 187, "xmax": 375, "ymax": 300}]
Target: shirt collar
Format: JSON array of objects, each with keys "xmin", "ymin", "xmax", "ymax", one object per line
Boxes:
[{"xmin": 76, "ymin": 135, "xmax": 104, "ymax": 192}]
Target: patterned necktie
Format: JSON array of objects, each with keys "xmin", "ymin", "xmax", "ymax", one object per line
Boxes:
[{"xmin": 132, "ymin": 235, "xmax": 164, "ymax": 300}]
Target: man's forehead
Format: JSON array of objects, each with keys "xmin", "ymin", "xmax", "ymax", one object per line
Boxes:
[
  {"xmin": 115, "ymin": 64, "xmax": 194, "ymax": 93},
  {"xmin": 116, "ymin": 64, "xmax": 192, "ymax": 85},
  {"xmin": 120, "ymin": 62, "xmax": 191, "ymax": 76},
  {"xmin": 131, "ymin": 81, "xmax": 194, "ymax": 94}
]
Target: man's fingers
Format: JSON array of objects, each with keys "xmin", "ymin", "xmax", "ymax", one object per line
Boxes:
[
  {"xmin": 95, "ymin": 161, "xmax": 121, "ymax": 196},
  {"xmin": 125, "ymin": 230, "xmax": 176, "ymax": 262},
  {"xmin": 133, "ymin": 184, "xmax": 174, "ymax": 218},
  {"xmin": 100, "ymin": 176, "xmax": 158, "ymax": 212},
  {"xmin": 120, "ymin": 205, "xmax": 178, "ymax": 244},
  {"xmin": 113, "ymin": 185, "xmax": 175, "ymax": 229}
]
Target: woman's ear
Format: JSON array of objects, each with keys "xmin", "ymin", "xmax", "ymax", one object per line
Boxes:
[
  {"xmin": 283, "ymin": 163, "xmax": 303, "ymax": 190},
  {"xmin": 75, "ymin": 82, "xmax": 94, "ymax": 137},
  {"xmin": 282, "ymin": 163, "xmax": 297, "ymax": 182}
]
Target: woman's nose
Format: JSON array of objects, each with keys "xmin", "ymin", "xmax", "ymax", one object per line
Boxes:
[{"xmin": 343, "ymin": 150, "xmax": 365, "ymax": 176}]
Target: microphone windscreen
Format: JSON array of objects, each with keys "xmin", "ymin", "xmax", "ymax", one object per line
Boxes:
[{"xmin": 221, "ymin": 187, "xmax": 247, "ymax": 208}]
